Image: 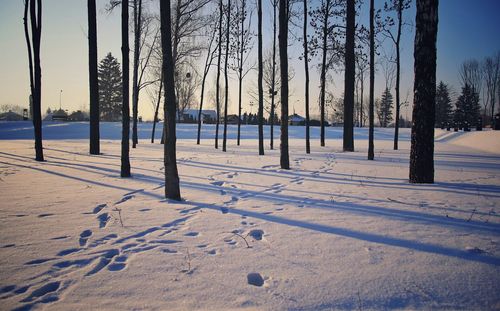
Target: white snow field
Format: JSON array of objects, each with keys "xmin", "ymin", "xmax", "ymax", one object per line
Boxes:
[{"xmin": 0, "ymin": 122, "xmax": 499, "ymax": 310}]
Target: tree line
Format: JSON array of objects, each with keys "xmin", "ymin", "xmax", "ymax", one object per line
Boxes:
[{"xmin": 23, "ymin": 0, "xmax": 441, "ymax": 201}]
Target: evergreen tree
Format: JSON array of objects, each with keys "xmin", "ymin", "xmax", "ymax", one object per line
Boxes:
[
  {"xmin": 455, "ymin": 83, "xmax": 480, "ymax": 127},
  {"xmin": 98, "ymin": 53, "xmax": 122, "ymax": 121},
  {"xmin": 435, "ymin": 81, "xmax": 452, "ymax": 127},
  {"xmin": 378, "ymin": 87, "xmax": 394, "ymax": 127}
]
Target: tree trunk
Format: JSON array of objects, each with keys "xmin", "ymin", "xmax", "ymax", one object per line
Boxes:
[
  {"xmin": 197, "ymin": 72, "xmax": 207, "ymax": 145},
  {"xmin": 319, "ymin": 0, "xmax": 329, "ymax": 147},
  {"xmin": 121, "ymin": 0, "xmax": 131, "ymax": 177},
  {"xmin": 343, "ymin": 0, "xmax": 355, "ymax": 152},
  {"xmin": 29, "ymin": 0, "xmax": 44, "ymax": 162},
  {"xmin": 160, "ymin": 0, "xmax": 181, "ymax": 200},
  {"xmin": 257, "ymin": 0, "xmax": 264, "ymax": 155},
  {"xmin": 279, "ymin": 0, "xmax": 289, "ymax": 169},
  {"xmin": 237, "ymin": 0, "xmax": 246, "ymax": 146},
  {"xmin": 303, "ymin": 0, "xmax": 310, "ymax": 154},
  {"xmin": 409, "ymin": 0, "xmax": 438, "ymax": 183},
  {"xmin": 132, "ymin": 0, "xmax": 142, "ymax": 149},
  {"xmin": 368, "ymin": 0, "xmax": 375, "ymax": 160},
  {"xmin": 88, "ymin": 0, "xmax": 100, "ymax": 155},
  {"xmin": 151, "ymin": 73, "xmax": 163, "ymax": 143},
  {"xmin": 223, "ymin": 0, "xmax": 230, "ymax": 152},
  {"xmin": 215, "ymin": 0, "xmax": 223, "ymax": 149},
  {"xmin": 393, "ymin": 0, "xmax": 402, "ymax": 150},
  {"xmin": 270, "ymin": 1, "xmax": 277, "ymax": 150}
]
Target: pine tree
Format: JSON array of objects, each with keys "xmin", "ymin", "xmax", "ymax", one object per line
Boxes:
[
  {"xmin": 378, "ymin": 87, "xmax": 394, "ymax": 127},
  {"xmin": 435, "ymin": 81, "xmax": 452, "ymax": 127},
  {"xmin": 98, "ymin": 53, "xmax": 122, "ymax": 121},
  {"xmin": 455, "ymin": 83, "xmax": 480, "ymax": 128}
]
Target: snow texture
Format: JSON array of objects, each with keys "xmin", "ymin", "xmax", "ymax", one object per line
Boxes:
[{"xmin": 0, "ymin": 122, "xmax": 499, "ymax": 310}]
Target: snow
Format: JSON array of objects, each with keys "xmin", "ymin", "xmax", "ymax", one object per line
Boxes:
[{"xmin": 0, "ymin": 122, "xmax": 499, "ymax": 310}]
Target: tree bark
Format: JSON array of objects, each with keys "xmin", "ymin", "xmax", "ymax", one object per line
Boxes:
[
  {"xmin": 151, "ymin": 73, "xmax": 163, "ymax": 143},
  {"xmin": 270, "ymin": 0, "xmax": 277, "ymax": 150},
  {"xmin": 215, "ymin": 0, "xmax": 223, "ymax": 149},
  {"xmin": 368, "ymin": 0, "xmax": 375, "ymax": 160},
  {"xmin": 393, "ymin": 0, "xmax": 402, "ymax": 150},
  {"xmin": 121, "ymin": 0, "xmax": 131, "ymax": 177},
  {"xmin": 257, "ymin": 0, "xmax": 264, "ymax": 155},
  {"xmin": 409, "ymin": 0, "xmax": 438, "ymax": 183},
  {"xmin": 160, "ymin": 0, "xmax": 181, "ymax": 200},
  {"xmin": 28, "ymin": 0, "xmax": 44, "ymax": 162},
  {"xmin": 303, "ymin": 0, "xmax": 310, "ymax": 154},
  {"xmin": 132, "ymin": 0, "xmax": 143, "ymax": 149},
  {"xmin": 223, "ymin": 0, "xmax": 230, "ymax": 152},
  {"xmin": 343, "ymin": 0, "xmax": 355, "ymax": 152},
  {"xmin": 279, "ymin": 0, "xmax": 289, "ymax": 169},
  {"xmin": 88, "ymin": 0, "xmax": 100, "ymax": 155},
  {"xmin": 319, "ymin": 0, "xmax": 329, "ymax": 147}
]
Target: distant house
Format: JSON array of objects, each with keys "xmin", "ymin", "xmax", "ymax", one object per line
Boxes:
[
  {"xmin": 289, "ymin": 113, "xmax": 305, "ymax": 126},
  {"xmin": 0, "ymin": 111, "xmax": 23, "ymax": 121},
  {"xmin": 43, "ymin": 109, "xmax": 68, "ymax": 121},
  {"xmin": 224, "ymin": 114, "xmax": 241, "ymax": 125},
  {"xmin": 182, "ymin": 109, "xmax": 217, "ymax": 124}
]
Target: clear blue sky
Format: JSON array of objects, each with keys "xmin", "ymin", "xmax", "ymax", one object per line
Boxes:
[{"xmin": 0, "ymin": 0, "xmax": 499, "ymax": 121}]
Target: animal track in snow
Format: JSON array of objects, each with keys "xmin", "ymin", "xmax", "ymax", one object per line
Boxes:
[
  {"xmin": 114, "ymin": 195, "xmax": 135, "ymax": 205},
  {"xmin": 97, "ymin": 213, "xmax": 110, "ymax": 228},
  {"xmin": 248, "ymin": 229, "xmax": 264, "ymax": 241},
  {"xmin": 38, "ymin": 213, "xmax": 55, "ymax": 218},
  {"xmin": 79, "ymin": 229, "xmax": 93, "ymax": 247},
  {"xmin": 184, "ymin": 231, "xmax": 199, "ymax": 237}
]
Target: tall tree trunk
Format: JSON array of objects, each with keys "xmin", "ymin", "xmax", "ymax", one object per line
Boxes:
[
  {"xmin": 27, "ymin": 0, "xmax": 44, "ymax": 162},
  {"xmin": 279, "ymin": 0, "xmax": 289, "ymax": 169},
  {"xmin": 368, "ymin": 0, "xmax": 375, "ymax": 160},
  {"xmin": 257, "ymin": 0, "xmax": 264, "ymax": 155},
  {"xmin": 197, "ymin": 72, "xmax": 208, "ymax": 145},
  {"xmin": 319, "ymin": 0, "xmax": 329, "ymax": 147},
  {"xmin": 223, "ymin": 0, "xmax": 230, "ymax": 152},
  {"xmin": 132, "ymin": 0, "xmax": 142, "ymax": 148},
  {"xmin": 237, "ymin": 0, "xmax": 246, "ymax": 146},
  {"xmin": 270, "ymin": 1, "xmax": 277, "ymax": 150},
  {"xmin": 343, "ymin": 0, "xmax": 355, "ymax": 152},
  {"xmin": 151, "ymin": 73, "xmax": 163, "ymax": 143},
  {"xmin": 303, "ymin": 0, "xmax": 310, "ymax": 154},
  {"xmin": 160, "ymin": 0, "xmax": 181, "ymax": 200},
  {"xmin": 88, "ymin": 0, "xmax": 100, "ymax": 155},
  {"xmin": 121, "ymin": 0, "xmax": 131, "ymax": 177},
  {"xmin": 393, "ymin": 0, "xmax": 402, "ymax": 150},
  {"xmin": 215, "ymin": 0, "xmax": 223, "ymax": 149},
  {"xmin": 409, "ymin": 0, "xmax": 438, "ymax": 183},
  {"xmin": 360, "ymin": 70, "xmax": 364, "ymax": 127}
]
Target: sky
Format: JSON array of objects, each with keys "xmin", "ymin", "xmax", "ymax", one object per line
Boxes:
[{"xmin": 0, "ymin": 0, "xmax": 499, "ymax": 121}]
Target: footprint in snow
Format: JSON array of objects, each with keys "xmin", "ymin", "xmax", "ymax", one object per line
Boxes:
[
  {"xmin": 184, "ymin": 231, "xmax": 199, "ymax": 237},
  {"xmin": 79, "ymin": 229, "xmax": 93, "ymax": 247},
  {"xmin": 248, "ymin": 229, "xmax": 264, "ymax": 241},
  {"xmin": 247, "ymin": 273, "xmax": 264, "ymax": 287},
  {"xmin": 97, "ymin": 213, "xmax": 110, "ymax": 228}
]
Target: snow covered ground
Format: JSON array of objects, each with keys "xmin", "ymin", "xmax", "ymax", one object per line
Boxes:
[{"xmin": 0, "ymin": 122, "xmax": 499, "ymax": 310}]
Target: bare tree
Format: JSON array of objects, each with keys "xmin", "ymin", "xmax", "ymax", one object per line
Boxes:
[
  {"xmin": 309, "ymin": 0, "xmax": 345, "ymax": 147},
  {"xmin": 222, "ymin": 0, "xmax": 231, "ymax": 152},
  {"xmin": 280, "ymin": 0, "xmax": 290, "ymax": 169},
  {"xmin": 368, "ymin": 0, "xmax": 375, "ymax": 160},
  {"xmin": 257, "ymin": 0, "xmax": 264, "ymax": 155},
  {"xmin": 131, "ymin": 0, "xmax": 143, "ymax": 148},
  {"xmin": 303, "ymin": 0, "xmax": 311, "ymax": 153},
  {"xmin": 409, "ymin": 0, "xmax": 438, "ymax": 183},
  {"xmin": 216, "ymin": 0, "xmax": 223, "ymax": 149},
  {"xmin": 160, "ymin": 0, "xmax": 181, "ymax": 200},
  {"xmin": 381, "ymin": 0, "xmax": 411, "ymax": 150},
  {"xmin": 230, "ymin": 0, "xmax": 254, "ymax": 146},
  {"xmin": 23, "ymin": 0, "xmax": 44, "ymax": 161},
  {"xmin": 343, "ymin": 0, "xmax": 355, "ymax": 152},
  {"xmin": 121, "ymin": 0, "xmax": 131, "ymax": 177},
  {"xmin": 88, "ymin": 0, "xmax": 100, "ymax": 155},
  {"xmin": 197, "ymin": 13, "xmax": 219, "ymax": 145},
  {"xmin": 482, "ymin": 52, "xmax": 500, "ymax": 123}
]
